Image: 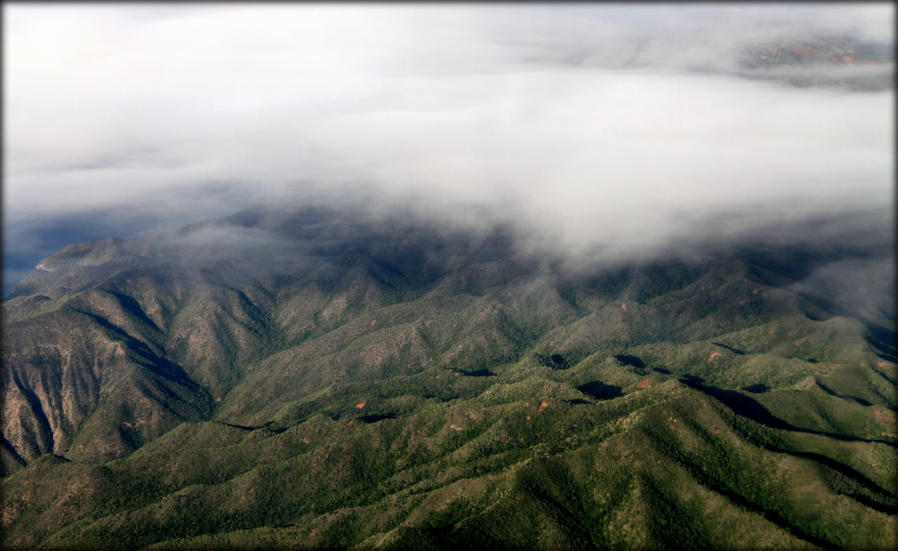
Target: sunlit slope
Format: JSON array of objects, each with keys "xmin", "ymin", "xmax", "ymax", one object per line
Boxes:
[
  {"xmin": 2, "ymin": 206, "xmax": 895, "ymax": 548},
  {"xmin": 3, "ymin": 373, "xmax": 894, "ymax": 549}
]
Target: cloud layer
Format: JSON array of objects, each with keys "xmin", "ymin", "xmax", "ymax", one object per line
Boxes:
[{"xmin": 4, "ymin": 4, "xmax": 894, "ymax": 285}]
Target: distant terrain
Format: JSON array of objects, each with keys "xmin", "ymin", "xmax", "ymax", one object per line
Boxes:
[
  {"xmin": 558, "ymin": 33, "xmax": 894, "ymax": 91},
  {"xmin": 738, "ymin": 35, "xmax": 894, "ymax": 90},
  {"xmin": 2, "ymin": 204, "xmax": 895, "ymax": 549}
]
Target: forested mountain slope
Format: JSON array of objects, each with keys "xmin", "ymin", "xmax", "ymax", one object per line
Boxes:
[{"xmin": 2, "ymin": 205, "xmax": 895, "ymax": 549}]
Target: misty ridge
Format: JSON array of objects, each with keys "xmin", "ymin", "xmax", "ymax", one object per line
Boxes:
[{"xmin": 13, "ymin": 195, "xmax": 893, "ymax": 335}]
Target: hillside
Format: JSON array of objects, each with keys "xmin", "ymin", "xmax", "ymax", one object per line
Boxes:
[{"xmin": 2, "ymin": 204, "xmax": 895, "ymax": 549}]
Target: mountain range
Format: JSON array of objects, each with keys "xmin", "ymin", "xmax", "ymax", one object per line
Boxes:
[{"xmin": 2, "ymin": 204, "xmax": 895, "ymax": 549}]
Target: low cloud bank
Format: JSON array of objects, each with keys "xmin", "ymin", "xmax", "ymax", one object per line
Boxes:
[{"xmin": 4, "ymin": 4, "xmax": 894, "ymax": 290}]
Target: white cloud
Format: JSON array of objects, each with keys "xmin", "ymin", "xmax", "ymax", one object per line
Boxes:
[{"xmin": 4, "ymin": 3, "xmax": 894, "ymax": 267}]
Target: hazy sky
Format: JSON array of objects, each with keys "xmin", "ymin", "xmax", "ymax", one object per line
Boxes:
[{"xmin": 3, "ymin": 3, "xmax": 894, "ymax": 290}]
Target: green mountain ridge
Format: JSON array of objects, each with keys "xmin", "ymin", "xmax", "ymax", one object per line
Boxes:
[{"xmin": 2, "ymin": 205, "xmax": 895, "ymax": 549}]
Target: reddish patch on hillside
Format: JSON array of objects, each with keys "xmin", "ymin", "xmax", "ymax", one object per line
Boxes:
[
  {"xmin": 667, "ymin": 416, "xmax": 679, "ymax": 424},
  {"xmin": 345, "ymin": 420, "xmax": 354, "ymax": 427},
  {"xmin": 881, "ymin": 432, "xmax": 897, "ymax": 439},
  {"xmin": 793, "ymin": 337, "xmax": 807, "ymax": 346},
  {"xmin": 355, "ymin": 402, "xmax": 366, "ymax": 409},
  {"xmin": 548, "ymin": 340, "xmax": 555, "ymax": 347},
  {"xmin": 699, "ymin": 399, "xmax": 708, "ymax": 407},
  {"xmin": 538, "ymin": 401, "xmax": 549, "ymax": 412},
  {"xmin": 526, "ymin": 415, "xmax": 531, "ymax": 421},
  {"xmin": 768, "ymin": 328, "xmax": 775, "ymax": 335},
  {"xmin": 636, "ymin": 379, "xmax": 651, "ymax": 389},
  {"xmin": 737, "ymin": 299, "xmax": 747, "ymax": 306},
  {"xmin": 370, "ymin": 320, "xmax": 377, "ymax": 328},
  {"xmin": 708, "ymin": 352, "xmax": 721, "ymax": 362},
  {"xmin": 842, "ymin": 55, "xmax": 853, "ymax": 64},
  {"xmin": 793, "ymin": 45, "xmax": 821, "ymax": 57},
  {"xmin": 877, "ymin": 360, "xmax": 891, "ymax": 368},
  {"xmin": 874, "ymin": 407, "xmax": 896, "ymax": 427},
  {"xmin": 621, "ymin": 303, "xmax": 627, "ymax": 312},
  {"xmin": 752, "ymin": 288, "xmax": 760, "ymax": 295}
]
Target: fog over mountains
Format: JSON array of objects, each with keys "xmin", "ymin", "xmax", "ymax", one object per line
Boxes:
[{"xmin": 4, "ymin": 4, "xmax": 894, "ymax": 292}]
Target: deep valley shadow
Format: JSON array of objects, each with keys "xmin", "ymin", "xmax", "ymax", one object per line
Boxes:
[
  {"xmin": 359, "ymin": 413, "xmax": 397, "ymax": 423},
  {"xmin": 712, "ymin": 342, "xmax": 746, "ymax": 355},
  {"xmin": 614, "ymin": 354, "xmax": 645, "ymax": 369},
  {"xmin": 459, "ymin": 369, "xmax": 496, "ymax": 377},
  {"xmin": 535, "ymin": 354, "xmax": 570, "ymax": 370},
  {"xmin": 864, "ymin": 321, "xmax": 896, "ymax": 363},
  {"xmin": 577, "ymin": 381, "xmax": 624, "ymax": 400}
]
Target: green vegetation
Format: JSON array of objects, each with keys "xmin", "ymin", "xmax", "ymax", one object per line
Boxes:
[{"xmin": 2, "ymin": 208, "xmax": 895, "ymax": 549}]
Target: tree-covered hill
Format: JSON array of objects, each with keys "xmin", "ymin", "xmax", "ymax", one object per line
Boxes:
[{"xmin": 2, "ymin": 205, "xmax": 895, "ymax": 549}]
